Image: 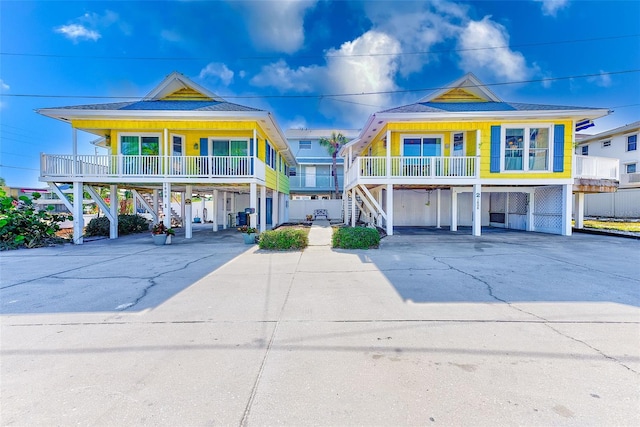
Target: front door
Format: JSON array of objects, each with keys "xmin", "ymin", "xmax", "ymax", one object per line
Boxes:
[
  {"xmin": 306, "ymin": 166, "xmax": 316, "ymax": 188},
  {"xmin": 171, "ymin": 134, "xmax": 184, "ymax": 174},
  {"xmin": 452, "ymin": 132, "xmax": 465, "ymax": 157}
]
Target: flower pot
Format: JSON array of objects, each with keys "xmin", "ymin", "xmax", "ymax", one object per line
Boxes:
[
  {"xmin": 152, "ymin": 234, "xmax": 167, "ymax": 245},
  {"xmin": 165, "ymin": 234, "xmax": 172, "ymax": 245},
  {"xmin": 243, "ymin": 233, "xmax": 256, "ymax": 244}
]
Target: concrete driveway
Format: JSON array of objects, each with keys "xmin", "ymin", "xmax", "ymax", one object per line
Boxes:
[{"xmin": 1, "ymin": 225, "xmax": 639, "ymax": 426}]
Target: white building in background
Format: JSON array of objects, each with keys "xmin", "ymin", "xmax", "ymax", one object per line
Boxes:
[
  {"xmin": 575, "ymin": 121, "xmax": 640, "ymax": 218},
  {"xmin": 285, "ymin": 129, "xmax": 359, "ymax": 200}
]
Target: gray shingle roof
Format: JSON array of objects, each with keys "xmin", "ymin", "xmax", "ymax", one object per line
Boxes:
[
  {"xmin": 53, "ymin": 100, "xmax": 262, "ymax": 112},
  {"xmin": 381, "ymin": 101, "xmax": 603, "ymax": 114}
]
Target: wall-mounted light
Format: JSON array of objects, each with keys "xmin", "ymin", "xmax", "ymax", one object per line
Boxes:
[{"xmin": 193, "ymin": 142, "xmax": 199, "ymax": 150}]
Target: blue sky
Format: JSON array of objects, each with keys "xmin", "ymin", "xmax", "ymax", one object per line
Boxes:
[{"xmin": 1, "ymin": 0, "xmax": 639, "ymax": 188}]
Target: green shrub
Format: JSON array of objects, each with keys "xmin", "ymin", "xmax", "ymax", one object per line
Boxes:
[
  {"xmin": 258, "ymin": 228, "xmax": 308, "ymax": 250},
  {"xmin": 332, "ymin": 226, "xmax": 380, "ymax": 249},
  {"xmin": 85, "ymin": 214, "xmax": 149, "ymax": 237},
  {"xmin": 0, "ymin": 189, "xmax": 71, "ymax": 250}
]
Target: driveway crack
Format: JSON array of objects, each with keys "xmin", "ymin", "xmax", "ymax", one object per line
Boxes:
[{"xmin": 435, "ymin": 255, "xmax": 639, "ymax": 375}]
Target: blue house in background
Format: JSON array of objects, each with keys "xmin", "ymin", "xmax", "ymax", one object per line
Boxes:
[{"xmin": 285, "ymin": 129, "xmax": 358, "ymax": 199}]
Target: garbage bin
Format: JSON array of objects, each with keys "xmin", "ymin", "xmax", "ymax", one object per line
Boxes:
[{"xmin": 237, "ymin": 211, "xmax": 247, "ymax": 226}]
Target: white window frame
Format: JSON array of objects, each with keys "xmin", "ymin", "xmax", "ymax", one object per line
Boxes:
[
  {"xmin": 207, "ymin": 138, "xmax": 250, "ymax": 157},
  {"xmin": 170, "ymin": 133, "xmax": 186, "ymax": 156},
  {"xmin": 626, "ymin": 134, "xmax": 638, "ymax": 152},
  {"xmin": 118, "ymin": 132, "xmax": 163, "ymax": 155},
  {"xmin": 299, "ymin": 140, "xmax": 312, "ymax": 150},
  {"xmin": 625, "ymin": 162, "xmax": 637, "ymax": 174},
  {"xmin": 400, "ymin": 134, "xmax": 444, "ymax": 157},
  {"xmin": 581, "ymin": 145, "xmax": 589, "ymax": 156},
  {"xmin": 500, "ymin": 124, "xmax": 554, "ymax": 173}
]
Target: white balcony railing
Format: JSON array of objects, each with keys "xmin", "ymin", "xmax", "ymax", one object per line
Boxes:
[
  {"xmin": 40, "ymin": 154, "xmax": 260, "ymax": 180},
  {"xmin": 346, "ymin": 156, "xmax": 478, "ymax": 186},
  {"xmin": 289, "ymin": 175, "xmax": 343, "ymax": 190},
  {"xmin": 574, "ymin": 155, "xmax": 619, "ymax": 180}
]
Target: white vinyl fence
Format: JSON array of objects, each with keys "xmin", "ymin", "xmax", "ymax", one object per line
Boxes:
[
  {"xmin": 581, "ymin": 188, "xmax": 640, "ymax": 218},
  {"xmin": 289, "ymin": 199, "xmax": 344, "ymax": 221}
]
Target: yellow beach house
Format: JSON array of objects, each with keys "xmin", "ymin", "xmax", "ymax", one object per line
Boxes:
[
  {"xmin": 340, "ymin": 73, "xmax": 619, "ymax": 236},
  {"xmin": 37, "ymin": 72, "xmax": 296, "ymax": 244}
]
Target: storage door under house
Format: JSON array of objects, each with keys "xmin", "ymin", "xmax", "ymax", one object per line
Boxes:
[{"xmin": 489, "ymin": 192, "xmax": 528, "ymax": 230}]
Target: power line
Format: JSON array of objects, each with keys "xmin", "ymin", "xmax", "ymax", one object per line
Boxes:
[
  {"xmin": 1, "ymin": 34, "xmax": 638, "ymax": 61},
  {"xmin": 0, "ymin": 164, "xmax": 39, "ymax": 171},
  {"xmin": 1, "ymin": 69, "xmax": 639, "ymax": 100},
  {"xmin": 1, "ymin": 151, "xmax": 38, "ymax": 158}
]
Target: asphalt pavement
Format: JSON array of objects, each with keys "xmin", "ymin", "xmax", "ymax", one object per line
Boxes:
[{"xmin": 1, "ymin": 222, "xmax": 639, "ymax": 426}]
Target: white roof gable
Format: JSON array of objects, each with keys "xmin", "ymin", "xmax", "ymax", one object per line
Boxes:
[
  {"xmin": 145, "ymin": 71, "xmax": 225, "ymax": 102},
  {"xmin": 418, "ymin": 72, "xmax": 502, "ymax": 103}
]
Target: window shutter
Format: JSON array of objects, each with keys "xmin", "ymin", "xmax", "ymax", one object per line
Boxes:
[
  {"xmin": 199, "ymin": 138, "xmax": 207, "ymax": 156},
  {"xmin": 490, "ymin": 125, "xmax": 501, "ymax": 173},
  {"xmin": 553, "ymin": 124, "xmax": 565, "ymax": 172}
]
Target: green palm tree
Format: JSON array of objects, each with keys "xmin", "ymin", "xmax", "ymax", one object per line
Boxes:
[{"xmin": 318, "ymin": 132, "xmax": 348, "ymax": 198}]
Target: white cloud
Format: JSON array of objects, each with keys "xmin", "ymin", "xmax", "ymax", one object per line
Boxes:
[
  {"xmin": 251, "ymin": 30, "xmax": 401, "ymax": 125},
  {"xmin": 457, "ymin": 16, "xmax": 530, "ymax": 82},
  {"xmin": 199, "ymin": 63, "xmax": 235, "ymax": 86},
  {"xmin": 588, "ymin": 70, "xmax": 612, "ymax": 88},
  {"xmin": 161, "ymin": 29, "xmax": 182, "ymax": 43},
  {"xmin": 534, "ymin": 0, "xmax": 570, "ymax": 17},
  {"xmin": 0, "ymin": 79, "xmax": 9, "ymax": 91},
  {"xmin": 54, "ymin": 24, "xmax": 101, "ymax": 42},
  {"xmin": 364, "ymin": 1, "xmax": 466, "ymax": 76},
  {"xmin": 54, "ymin": 10, "xmax": 125, "ymax": 43},
  {"xmin": 236, "ymin": 0, "xmax": 317, "ymax": 53}
]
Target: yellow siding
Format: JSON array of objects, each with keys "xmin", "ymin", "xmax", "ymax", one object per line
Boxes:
[
  {"xmin": 383, "ymin": 120, "xmax": 574, "ymax": 179},
  {"xmin": 73, "ymin": 119, "xmax": 261, "ymax": 156}
]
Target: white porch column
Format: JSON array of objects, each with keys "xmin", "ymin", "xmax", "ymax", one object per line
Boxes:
[
  {"xmin": 344, "ymin": 192, "xmax": 349, "ymax": 225},
  {"xmin": 153, "ymin": 190, "xmax": 160, "ymax": 220},
  {"xmin": 574, "ymin": 192, "xmax": 585, "ymax": 229},
  {"xmin": 162, "ymin": 182, "xmax": 171, "ymax": 229},
  {"xmin": 222, "ymin": 191, "xmax": 228, "ymax": 229},
  {"xmin": 200, "ymin": 197, "xmax": 206, "ymax": 222},
  {"xmin": 260, "ymin": 185, "xmax": 267, "ymax": 232},
  {"xmin": 212, "ymin": 189, "xmax": 219, "ymax": 232},
  {"xmin": 72, "ymin": 181, "xmax": 84, "ymax": 245},
  {"xmin": 185, "ymin": 185, "xmax": 193, "ymax": 239},
  {"xmin": 527, "ymin": 191, "xmax": 535, "ymax": 232},
  {"xmin": 180, "ymin": 192, "xmax": 186, "ymax": 227},
  {"xmin": 436, "ymin": 188, "xmax": 441, "ymax": 228},
  {"xmin": 472, "ymin": 184, "xmax": 482, "ymax": 237},
  {"xmin": 72, "ymin": 128, "xmax": 78, "ymax": 176},
  {"xmin": 351, "ymin": 189, "xmax": 356, "ymax": 227},
  {"xmin": 250, "ymin": 182, "xmax": 257, "ymax": 229},
  {"xmin": 273, "ymin": 190, "xmax": 279, "ymax": 227},
  {"xmin": 450, "ymin": 189, "xmax": 458, "ymax": 232},
  {"xmin": 562, "ymin": 184, "xmax": 573, "ymax": 236},
  {"xmin": 505, "ymin": 193, "xmax": 510, "ymax": 229},
  {"xmin": 231, "ymin": 193, "xmax": 236, "ymax": 226},
  {"xmin": 109, "ymin": 184, "xmax": 118, "ymax": 239},
  {"xmin": 386, "ymin": 130, "xmax": 391, "ymax": 179},
  {"xmin": 386, "ymin": 184, "xmax": 394, "ymax": 236}
]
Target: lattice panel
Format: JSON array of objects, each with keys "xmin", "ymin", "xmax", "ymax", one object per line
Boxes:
[
  {"xmin": 490, "ymin": 192, "xmax": 506, "ymax": 213},
  {"xmin": 534, "ymin": 186, "xmax": 563, "ymax": 233},
  {"xmin": 508, "ymin": 192, "xmax": 528, "ymax": 215}
]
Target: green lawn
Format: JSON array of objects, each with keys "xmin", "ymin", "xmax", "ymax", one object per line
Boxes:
[{"xmin": 580, "ymin": 220, "xmax": 640, "ymax": 233}]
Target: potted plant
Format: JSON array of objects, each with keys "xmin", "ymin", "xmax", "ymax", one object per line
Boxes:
[
  {"xmin": 151, "ymin": 222, "xmax": 172, "ymax": 245},
  {"xmin": 237, "ymin": 225, "xmax": 258, "ymax": 244},
  {"xmin": 165, "ymin": 227, "xmax": 175, "ymax": 244}
]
